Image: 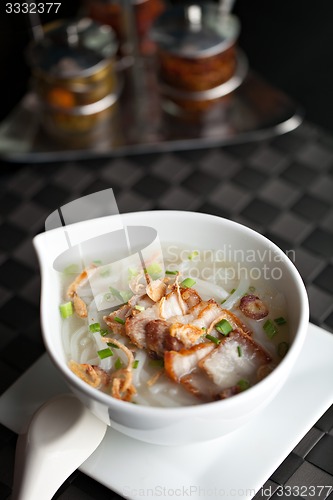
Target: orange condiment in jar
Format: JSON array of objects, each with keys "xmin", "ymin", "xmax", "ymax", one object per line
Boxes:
[{"xmin": 27, "ymin": 17, "xmax": 121, "ymax": 136}]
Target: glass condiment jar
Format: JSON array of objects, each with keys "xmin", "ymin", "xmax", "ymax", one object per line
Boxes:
[
  {"xmin": 27, "ymin": 17, "xmax": 120, "ymax": 136},
  {"xmin": 85, "ymin": 0, "xmax": 166, "ymax": 56},
  {"xmin": 150, "ymin": 3, "xmax": 243, "ymax": 113}
]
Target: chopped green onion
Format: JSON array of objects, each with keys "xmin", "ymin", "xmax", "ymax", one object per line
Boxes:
[
  {"xmin": 109, "ymin": 286, "xmax": 125, "ymax": 303},
  {"xmin": 263, "ymin": 319, "xmax": 277, "ymax": 338},
  {"xmin": 230, "ymin": 288, "xmax": 236, "ymax": 294},
  {"xmin": 115, "ymin": 358, "xmax": 123, "ymax": 370},
  {"xmin": 107, "ymin": 342, "xmax": 119, "ymax": 349},
  {"xmin": 149, "ymin": 359, "xmax": 164, "ymax": 368},
  {"xmin": 99, "ymin": 267, "xmax": 111, "ymax": 277},
  {"xmin": 180, "ymin": 278, "xmax": 196, "ymax": 288},
  {"xmin": 165, "ymin": 270, "xmax": 179, "ymax": 275},
  {"xmin": 277, "ymin": 341, "xmax": 289, "ymax": 358},
  {"xmin": 205, "ymin": 334, "xmax": 221, "ymax": 345},
  {"xmin": 114, "ymin": 316, "xmax": 125, "ymax": 325},
  {"xmin": 201, "ymin": 326, "xmax": 207, "ymax": 330},
  {"xmin": 89, "ymin": 322, "xmax": 101, "ymax": 333},
  {"xmin": 188, "ymin": 250, "xmax": 199, "ymax": 261},
  {"xmin": 59, "ymin": 302, "xmax": 73, "ymax": 319},
  {"xmin": 237, "ymin": 345, "xmax": 242, "ymax": 357},
  {"xmin": 63, "ymin": 264, "xmax": 80, "ymax": 275},
  {"xmin": 215, "ymin": 319, "xmax": 233, "ymax": 336},
  {"xmin": 237, "ymin": 379, "xmax": 250, "ymax": 391},
  {"xmin": 108, "ymin": 287, "xmax": 132, "ymax": 303},
  {"xmin": 146, "ymin": 262, "xmax": 162, "ymax": 279},
  {"xmin": 134, "ymin": 305, "xmax": 145, "ymax": 312},
  {"xmin": 132, "ymin": 360, "xmax": 139, "ymax": 369},
  {"xmin": 97, "ymin": 348, "xmax": 113, "ymax": 359},
  {"xmin": 100, "ymin": 329, "xmax": 109, "ymax": 337},
  {"xmin": 120, "ymin": 290, "xmax": 133, "ymax": 302},
  {"xmin": 128, "ymin": 267, "xmax": 139, "ymax": 279},
  {"xmin": 221, "ymin": 299, "xmax": 226, "ymax": 305},
  {"xmin": 274, "ymin": 316, "xmax": 287, "ymax": 325}
]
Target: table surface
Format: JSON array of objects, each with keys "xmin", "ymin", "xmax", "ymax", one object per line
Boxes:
[{"xmin": 0, "ymin": 120, "xmax": 332, "ymax": 499}]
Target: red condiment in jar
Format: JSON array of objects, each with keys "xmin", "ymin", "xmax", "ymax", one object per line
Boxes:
[{"xmin": 150, "ymin": 3, "xmax": 242, "ymax": 113}]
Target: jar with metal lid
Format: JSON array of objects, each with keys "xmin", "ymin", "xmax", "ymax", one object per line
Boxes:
[
  {"xmin": 85, "ymin": 0, "xmax": 166, "ymax": 55},
  {"xmin": 150, "ymin": 3, "xmax": 245, "ymax": 114},
  {"xmin": 27, "ymin": 17, "xmax": 121, "ymax": 136}
]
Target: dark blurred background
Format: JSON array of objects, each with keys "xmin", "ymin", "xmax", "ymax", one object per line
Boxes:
[{"xmin": 0, "ymin": 0, "xmax": 332, "ymax": 133}]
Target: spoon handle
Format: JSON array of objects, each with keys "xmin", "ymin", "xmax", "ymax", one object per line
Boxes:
[{"xmin": 11, "ymin": 394, "xmax": 107, "ymax": 500}]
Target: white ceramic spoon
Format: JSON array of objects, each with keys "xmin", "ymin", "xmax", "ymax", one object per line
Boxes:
[{"xmin": 11, "ymin": 393, "xmax": 108, "ymax": 500}]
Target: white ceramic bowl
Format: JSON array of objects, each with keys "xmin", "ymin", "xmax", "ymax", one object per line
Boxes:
[{"xmin": 33, "ymin": 210, "xmax": 309, "ymax": 446}]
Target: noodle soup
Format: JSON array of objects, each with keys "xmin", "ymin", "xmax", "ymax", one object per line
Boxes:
[{"xmin": 60, "ymin": 244, "xmax": 289, "ymax": 407}]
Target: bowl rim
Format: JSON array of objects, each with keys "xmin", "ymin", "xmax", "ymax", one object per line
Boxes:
[{"xmin": 34, "ymin": 210, "xmax": 309, "ymax": 416}]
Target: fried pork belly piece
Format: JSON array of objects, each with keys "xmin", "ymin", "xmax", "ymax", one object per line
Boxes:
[
  {"xmin": 164, "ymin": 329, "xmax": 272, "ymax": 402},
  {"xmin": 168, "ymin": 301, "xmax": 247, "ymax": 346},
  {"xmin": 159, "ymin": 287, "xmax": 187, "ymax": 318},
  {"xmin": 103, "ymin": 303, "xmax": 132, "ymax": 335},
  {"xmin": 164, "ymin": 343, "xmax": 216, "ymax": 401},
  {"xmin": 200, "ymin": 331, "xmax": 272, "ymax": 396},
  {"xmin": 104, "ymin": 282, "xmax": 253, "ymax": 363},
  {"xmin": 164, "ymin": 343, "xmax": 215, "ymax": 383},
  {"xmin": 123, "ymin": 287, "xmax": 197, "ymax": 349},
  {"xmin": 181, "ymin": 287, "xmax": 202, "ymax": 309},
  {"xmin": 169, "ymin": 323, "xmax": 204, "ymax": 348},
  {"xmin": 125, "ymin": 303, "xmax": 164, "ymax": 349},
  {"xmin": 146, "ymin": 319, "xmax": 184, "ymax": 358}
]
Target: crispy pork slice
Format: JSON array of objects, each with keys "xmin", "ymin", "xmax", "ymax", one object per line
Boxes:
[
  {"xmin": 125, "ymin": 288, "xmax": 200, "ymax": 349},
  {"xmin": 200, "ymin": 331, "xmax": 272, "ymax": 393},
  {"xmin": 164, "ymin": 343, "xmax": 216, "ymax": 383},
  {"xmin": 180, "ymin": 288, "xmax": 202, "ymax": 309},
  {"xmin": 169, "ymin": 323, "xmax": 204, "ymax": 348},
  {"xmin": 103, "ymin": 295, "xmax": 155, "ymax": 339},
  {"xmin": 160, "ymin": 288, "xmax": 187, "ymax": 318},
  {"xmin": 168, "ymin": 300, "xmax": 218, "ymax": 326},
  {"xmin": 192, "ymin": 301, "xmax": 225, "ymax": 329},
  {"xmin": 164, "ymin": 343, "xmax": 217, "ymax": 401},
  {"xmin": 125, "ymin": 303, "xmax": 161, "ymax": 348},
  {"xmin": 146, "ymin": 320, "xmax": 184, "ymax": 358},
  {"xmin": 103, "ymin": 303, "xmax": 132, "ymax": 335}
]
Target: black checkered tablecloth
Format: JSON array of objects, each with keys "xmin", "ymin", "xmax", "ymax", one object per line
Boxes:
[{"xmin": 0, "ymin": 121, "xmax": 332, "ymax": 499}]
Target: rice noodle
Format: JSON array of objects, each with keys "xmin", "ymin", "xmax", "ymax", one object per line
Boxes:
[
  {"xmin": 191, "ymin": 277, "xmax": 229, "ymax": 302},
  {"xmin": 221, "ymin": 273, "xmax": 250, "ymax": 310}
]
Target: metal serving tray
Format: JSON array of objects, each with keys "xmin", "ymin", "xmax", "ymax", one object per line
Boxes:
[{"xmin": 0, "ymin": 54, "xmax": 303, "ymax": 163}]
